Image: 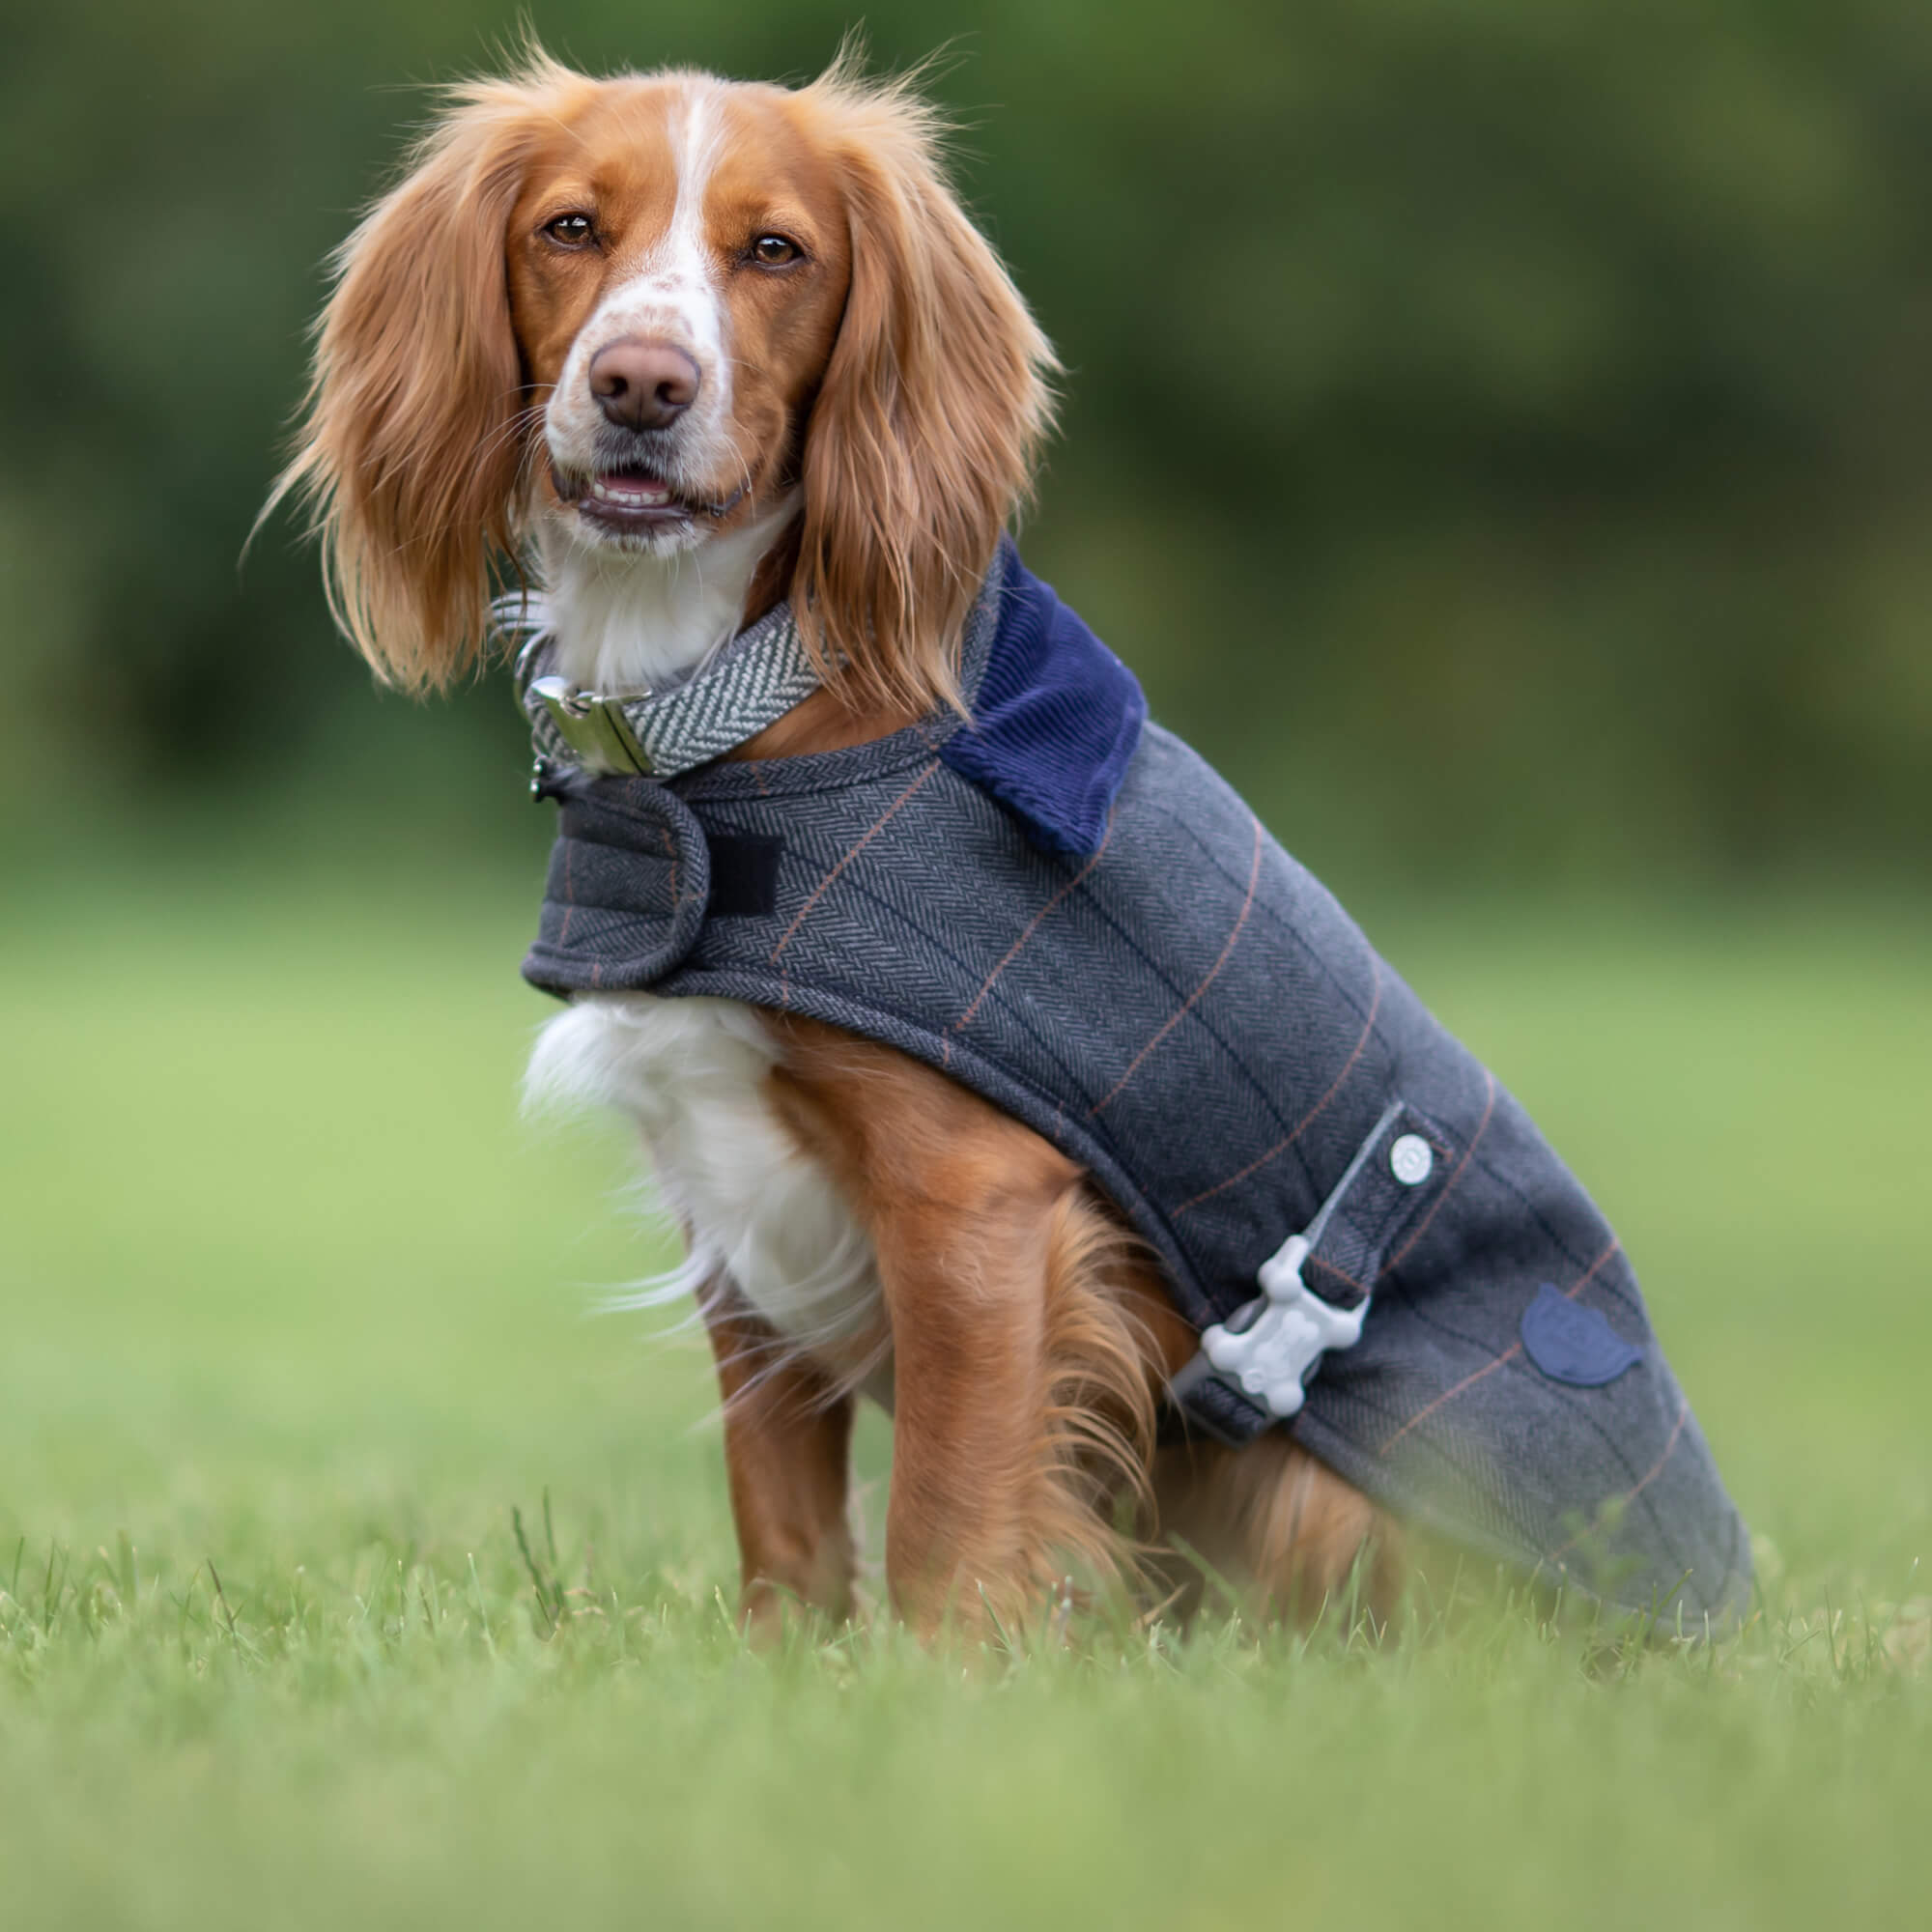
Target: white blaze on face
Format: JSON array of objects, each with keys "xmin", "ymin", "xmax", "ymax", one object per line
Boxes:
[
  {"xmin": 537, "ymin": 80, "xmax": 787, "ymax": 692},
  {"xmin": 546, "ymin": 78, "xmax": 736, "ymax": 494}
]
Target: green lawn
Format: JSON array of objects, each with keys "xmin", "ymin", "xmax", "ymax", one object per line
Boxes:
[{"xmin": 3, "ymin": 856, "xmax": 1927, "ymax": 1929}]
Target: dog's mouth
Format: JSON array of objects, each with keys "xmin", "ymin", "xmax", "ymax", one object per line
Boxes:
[{"xmin": 552, "ymin": 463, "xmax": 745, "ymax": 531}]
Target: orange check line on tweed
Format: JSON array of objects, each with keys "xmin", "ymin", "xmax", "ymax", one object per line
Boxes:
[
  {"xmin": 767, "ymin": 761, "xmax": 941, "ymax": 966},
  {"xmin": 1377, "ymin": 1236, "xmax": 1623, "ymax": 1454},
  {"xmin": 1546, "ymin": 1395, "xmax": 1690, "ymax": 1564},
  {"xmin": 1089, "ymin": 813, "xmax": 1264, "ymax": 1116},
  {"xmin": 1171, "ymin": 956, "xmax": 1385, "ymax": 1218},
  {"xmin": 952, "ymin": 817, "xmax": 1116, "ymax": 1035}
]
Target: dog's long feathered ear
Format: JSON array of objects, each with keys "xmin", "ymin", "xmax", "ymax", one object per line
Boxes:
[
  {"xmin": 793, "ymin": 65, "xmax": 1060, "ymax": 716},
  {"xmin": 264, "ymin": 63, "xmax": 575, "ymax": 692}
]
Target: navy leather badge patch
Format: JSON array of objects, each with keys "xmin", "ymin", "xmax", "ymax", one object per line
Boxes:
[{"xmin": 1520, "ymin": 1283, "xmax": 1644, "ymax": 1387}]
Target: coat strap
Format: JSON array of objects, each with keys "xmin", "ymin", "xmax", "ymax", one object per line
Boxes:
[{"xmin": 1169, "ymin": 1098, "xmax": 1452, "ymax": 1447}]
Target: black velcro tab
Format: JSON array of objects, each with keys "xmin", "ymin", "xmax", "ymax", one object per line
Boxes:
[{"xmin": 705, "ymin": 833, "xmax": 784, "ymax": 919}]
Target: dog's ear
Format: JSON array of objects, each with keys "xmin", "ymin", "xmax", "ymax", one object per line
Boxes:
[
  {"xmin": 265, "ymin": 69, "xmax": 568, "ymax": 691},
  {"xmin": 793, "ymin": 70, "xmax": 1059, "ymax": 716}
]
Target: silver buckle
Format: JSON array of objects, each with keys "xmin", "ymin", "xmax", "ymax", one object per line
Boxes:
[{"xmin": 527, "ymin": 675, "xmax": 653, "ymax": 776}]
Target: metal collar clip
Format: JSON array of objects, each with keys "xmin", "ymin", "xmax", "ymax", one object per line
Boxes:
[{"xmin": 527, "ymin": 675, "xmax": 653, "ymax": 777}]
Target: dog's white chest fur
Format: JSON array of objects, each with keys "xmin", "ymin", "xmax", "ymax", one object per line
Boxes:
[{"xmin": 526, "ymin": 994, "xmax": 887, "ymax": 1371}]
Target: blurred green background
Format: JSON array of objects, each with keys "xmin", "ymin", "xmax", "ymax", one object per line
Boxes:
[{"xmin": 6, "ymin": 0, "xmax": 1932, "ymax": 888}]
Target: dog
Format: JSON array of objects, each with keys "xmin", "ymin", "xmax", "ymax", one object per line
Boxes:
[{"xmin": 271, "ymin": 49, "xmax": 1750, "ymax": 1642}]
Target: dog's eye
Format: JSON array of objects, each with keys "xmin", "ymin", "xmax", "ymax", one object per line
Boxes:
[
  {"xmin": 542, "ymin": 213, "xmax": 596, "ymax": 248},
  {"xmin": 750, "ymin": 234, "xmax": 801, "ymax": 268}
]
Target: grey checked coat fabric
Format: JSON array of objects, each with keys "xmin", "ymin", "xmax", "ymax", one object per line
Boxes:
[{"xmin": 520, "ymin": 549, "xmax": 1752, "ymax": 1626}]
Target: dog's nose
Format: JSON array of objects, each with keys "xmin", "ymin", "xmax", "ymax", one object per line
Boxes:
[{"xmin": 587, "ymin": 339, "xmax": 700, "ymax": 431}]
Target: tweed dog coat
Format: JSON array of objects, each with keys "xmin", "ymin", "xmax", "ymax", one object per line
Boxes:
[{"xmin": 518, "ymin": 543, "xmax": 1752, "ymax": 1624}]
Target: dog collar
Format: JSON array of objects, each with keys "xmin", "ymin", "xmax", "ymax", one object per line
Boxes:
[
  {"xmin": 500, "ymin": 542, "xmax": 1149, "ymax": 858},
  {"xmin": 495, "ymin": 588, "xmax": 822, "ymax": 780}
]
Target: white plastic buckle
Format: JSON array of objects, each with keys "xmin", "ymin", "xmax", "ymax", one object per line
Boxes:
[{"xmin": 1197, "ymin": 1234, "xmax": 1369, "ymax": 1420}]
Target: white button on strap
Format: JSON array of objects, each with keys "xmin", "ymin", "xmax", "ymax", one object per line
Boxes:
[{"xmin": 1390, "ymin": 1133, "xmax": 1434, "ymax": 1186}]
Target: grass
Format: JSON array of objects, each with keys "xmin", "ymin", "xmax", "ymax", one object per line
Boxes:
[{"xmin": 2, "ymin": 849, "xmax": 1928, "ymax": 1929}]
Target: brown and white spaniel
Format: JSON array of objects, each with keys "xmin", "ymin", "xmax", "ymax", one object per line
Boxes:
[{"xmin": 272, "ymin": 47, "xmax": 1398, "ymax": 1642}]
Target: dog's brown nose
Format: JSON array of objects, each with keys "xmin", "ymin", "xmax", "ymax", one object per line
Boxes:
[{"xmin": 588, "ymin": 339, "xmax": 700, "ymax": 431}]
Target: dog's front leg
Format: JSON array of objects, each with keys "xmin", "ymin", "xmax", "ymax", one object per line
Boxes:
[
  {"xmin": 760, "ymin": 1016, "xmax": 1098, "ymax": 1644},
  {"xmin": 699, "ymin": 1286, "xmax": 858, "ymax": 1641},
  {"xmin": 872, "ymin": 1188, "xmax": 1065, "ymax": 1643}
]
